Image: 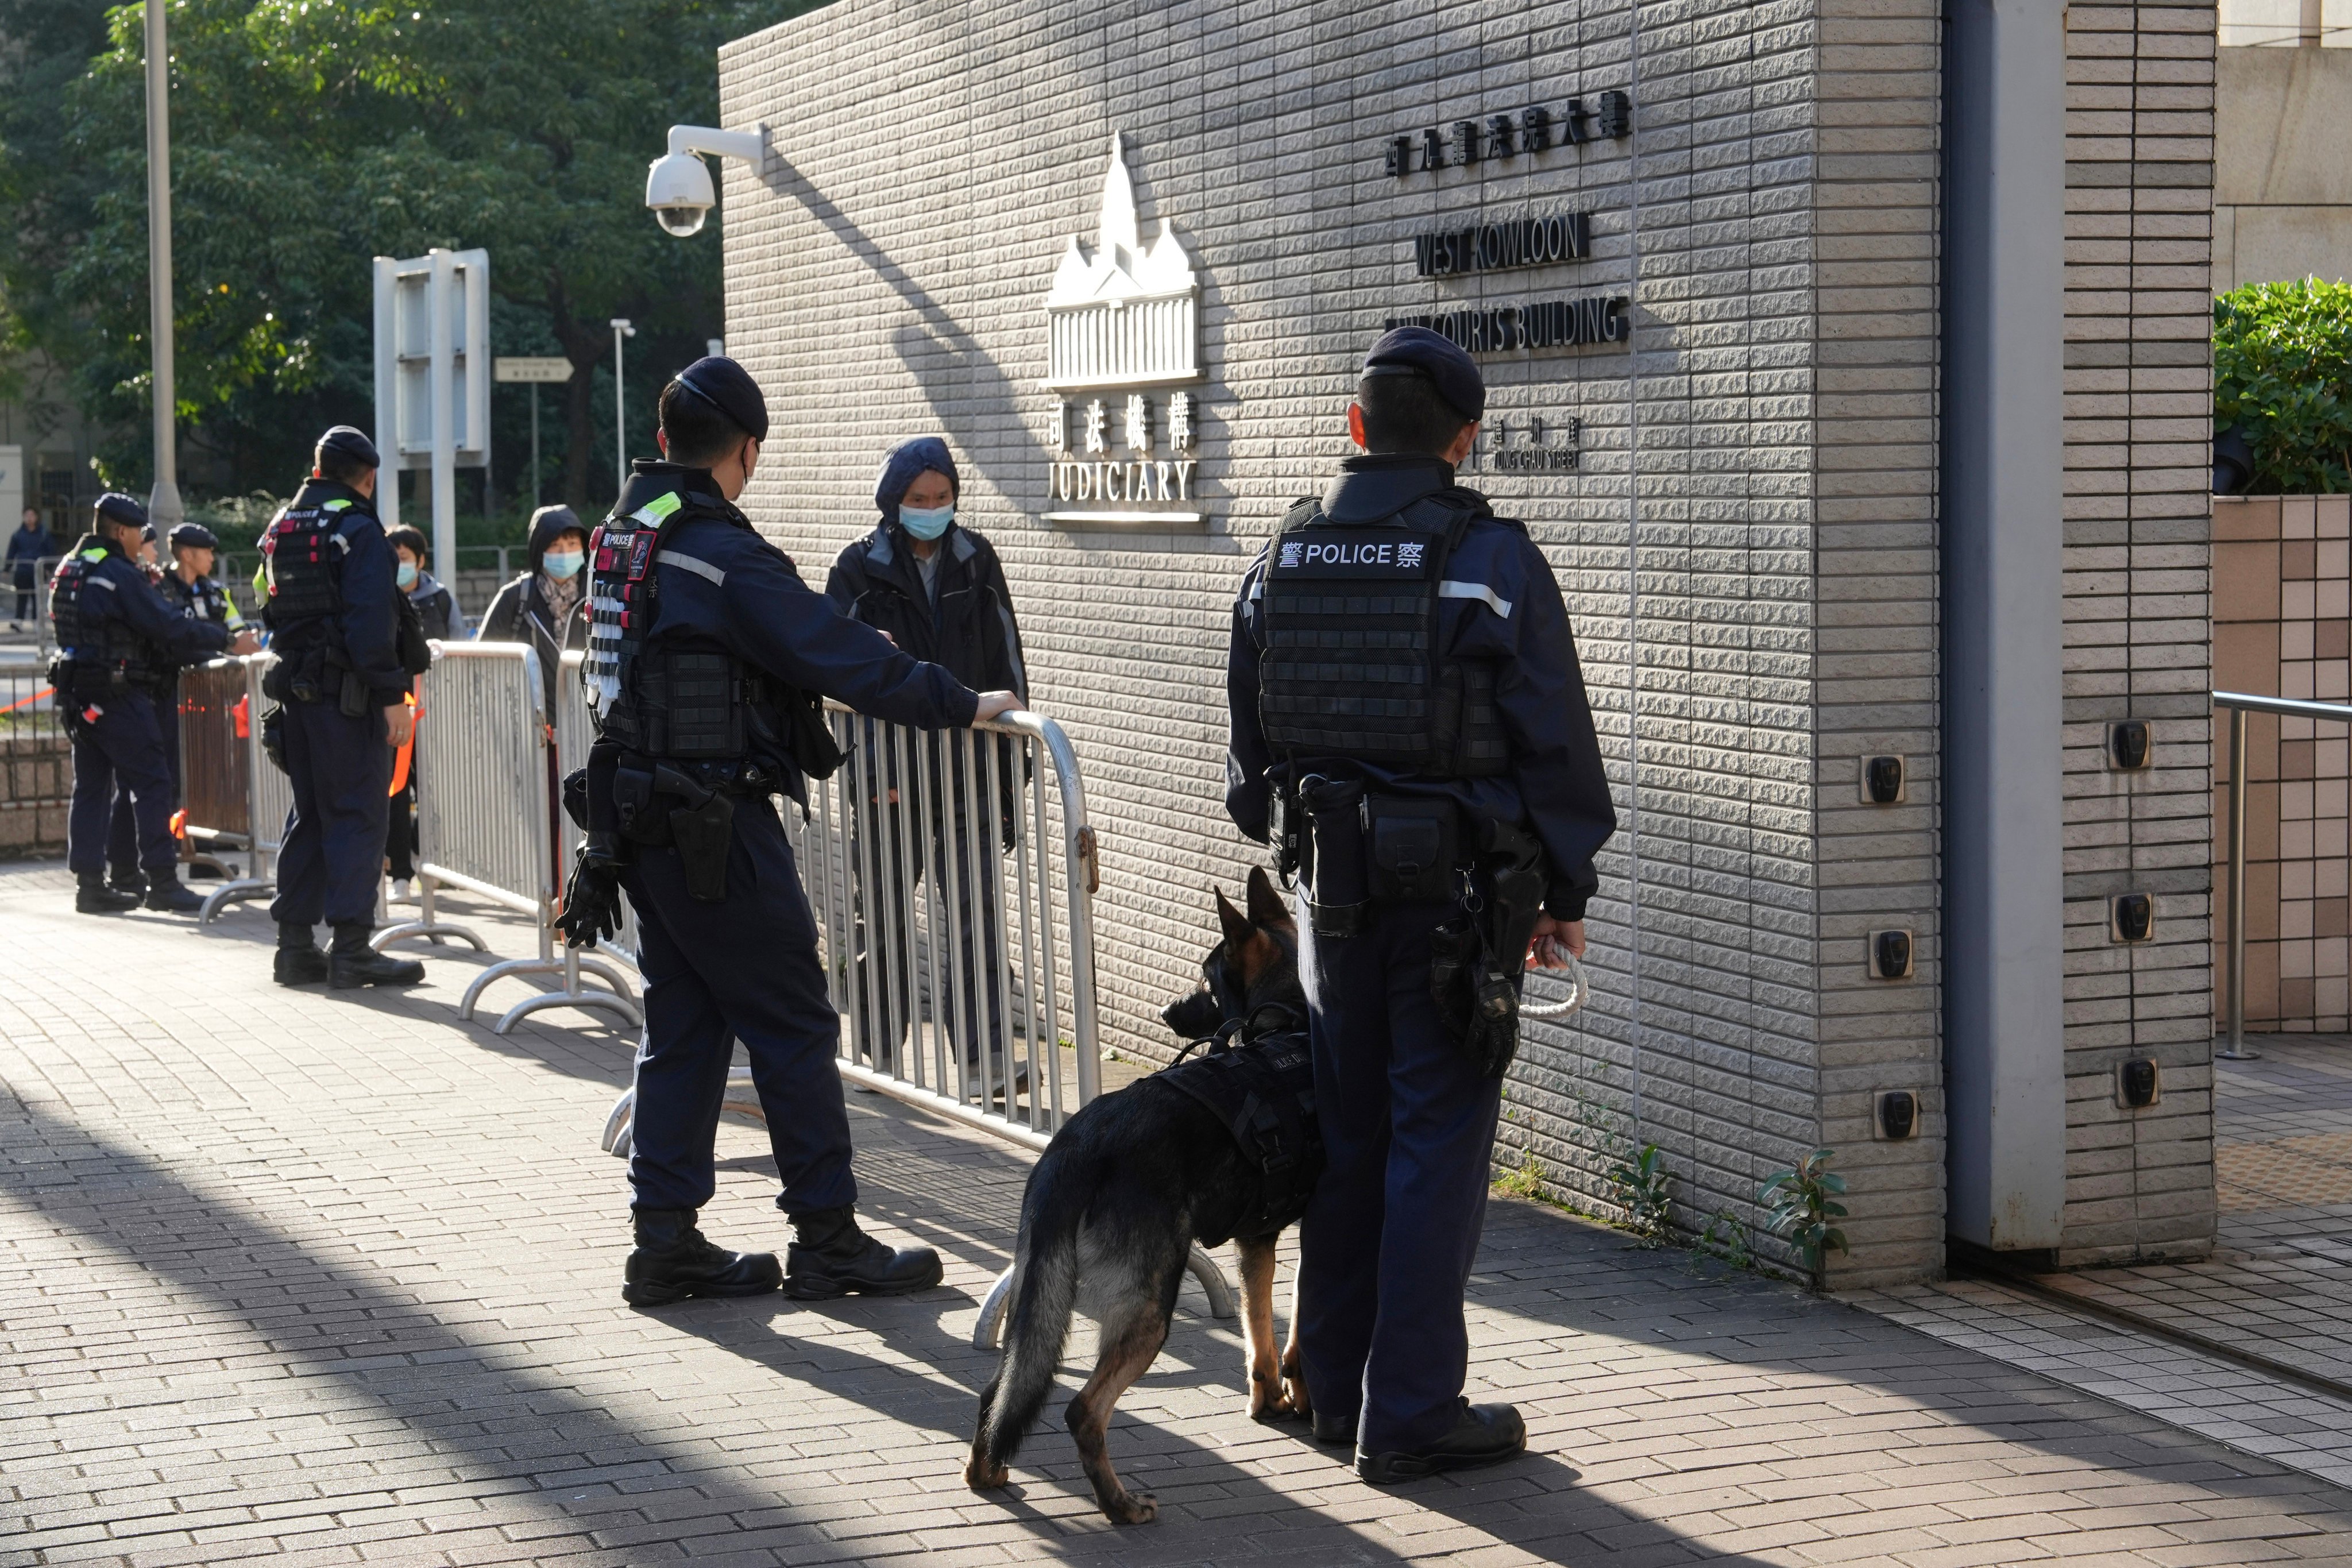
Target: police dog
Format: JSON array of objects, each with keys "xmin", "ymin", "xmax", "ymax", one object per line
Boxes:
[{"xmin": 965, "ymin": 867, "xmax": 1313, "ymax": 1525}]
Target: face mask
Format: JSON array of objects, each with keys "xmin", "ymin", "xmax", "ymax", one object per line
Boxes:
[
  {"xmin": 542, "ymin": 549, "xmax": 584, "ymax": 580},
  {"xmin": 396, "ymin": 561, "xmax": 419, "ymax": 590},
  {"xmin": 898, "ymin": 504, "xmax": 955, "ymax": 542}
]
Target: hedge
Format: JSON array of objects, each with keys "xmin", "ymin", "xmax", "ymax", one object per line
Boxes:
[{"xmin": 2215, "ymin": 276, "xmax": 2352, "ymax": 495}]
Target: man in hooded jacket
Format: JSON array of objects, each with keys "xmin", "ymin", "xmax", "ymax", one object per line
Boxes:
[
  {"xmin": 825, "ymin": 438, "xmax": 1030, "ymax": 1088},
  {"xmin": 478, "ymin": 505, "xmax": 590, "ymax": 716}
]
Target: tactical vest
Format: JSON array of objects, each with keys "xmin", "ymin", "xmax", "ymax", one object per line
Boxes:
[
  {"xmin": 260, "ymin": 495, "xmax": 353, "ymax": 629},
  {"xmin": 49, "ymin": 544, "xmax": 166, "ymax": 697},
  {"xmin": 1257, "ymin": 489, "xmax": 1508, "ymax": 778},
  {"xmin": 585, "ymin": 478, "xmax": 775, "ymax": 763},
  {"xmin": 1155, "ymin": 1030, "xmax": 1323, "ymax": 1242}
]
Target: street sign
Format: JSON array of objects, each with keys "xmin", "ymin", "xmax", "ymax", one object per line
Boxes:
[
  {"xmin": 371, "ymin": 247, "xmax": 489, "ymax": 569},
  {"xmin": 495, "ymin": 357, "xmax": 574, "ymax": 384}
]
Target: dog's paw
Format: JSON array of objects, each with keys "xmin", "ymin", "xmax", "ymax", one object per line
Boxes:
[
  {"xmin": 964, "ymin": 1458, "xmax": 1011, "ymax": 1492},
  {"xmin": 1106, "ymin": 1489, "xmax": 1158, "ymax": 1525}
]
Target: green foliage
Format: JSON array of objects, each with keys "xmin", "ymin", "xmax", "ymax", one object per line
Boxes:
[
  {"xmin": 1759, "ymin": 1149, "xmax": 1849, "ymax": 1283},
  {"xmin": 2215, "ymin": 277, "xmax": 2352, "ymax": 494},
  {"xmin": 1492, "ymin": 1148, "xmax": 1548, "ymax": 1203},
  {"xmin": 1691, "ymin": 1207, "xmax": 1754, "ymax": 1272},
  {"xmin": 1605, "ymin": 1141, "xmax": 1673, "ymax": 1249},
  {"xmin": 0, "ymin": 0, "xmax": 820, "ymax": 507}
]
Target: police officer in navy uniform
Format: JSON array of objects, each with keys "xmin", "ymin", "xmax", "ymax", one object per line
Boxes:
[
  {"xmin": 1226, "ymin": 327, "xmax": 1615, "ymax": 1483},
  {"xmin": 558, "ymin": 357, "xmax": 1022, "ymax": 1308},
  {"xmin": 258, "ymin": 426, "xmax": 428, "ymax": 988},
  {"xmin": 101, "ymin": 521, "xmax": 249, "ymax": 899},
  {"xmin": 52, "ymin": 493, "xmax": 257, "ymax": 914}
]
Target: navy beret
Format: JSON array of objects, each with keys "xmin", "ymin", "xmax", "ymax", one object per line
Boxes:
[
  {"xmin": 168, "ymin": 522, "xmax": 219, "ymax": 552},
  {"xmin": 93, "ymin": 492, "xmax": 148, "ymax": 531},
  {"xmin": 671, "ymin": 355, "xmax": 770, "ymax": 443},
  {"xmin": 317, "ymin": 424, "xmax": 380, "ymax": 469},
  {"xmin": 1361, "ymin": 326, "xmax": 1485, "ymax": 422}
]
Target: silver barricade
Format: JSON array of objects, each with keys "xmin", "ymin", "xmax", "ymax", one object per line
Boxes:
[
  {"xmin": 176, "ymin": 658, "xmax": 250, "ymax": 877},
  {"xmin": 553, "ymin": 650, "xmax": 640, "ymax": 971},
  {"xmin": 198, "ymin": 655, "xmax": 287, "ymax": 921},
  {"xmin": 373, "ymin": 642, "xmax": 640, "ymax": 1033},
  {"xmin": 590, "ymin": 698, "xmax": 1223, "ymax": 1343},
  {"xmin": 0, "ymin": 654, "xmax": 63, "ymax": 741}
]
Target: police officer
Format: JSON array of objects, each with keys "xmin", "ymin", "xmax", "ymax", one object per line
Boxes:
[
  {"xmin": 557, "ymin": 356, "xmax": 1021, "ymax": 1308},
  {"xmin": 258, "ymin": 426, "xmax": 428, "ymax": 988},
  {"xmin": 52, "ymin": 493, "xmax": 257, "ymax": 914},
  {"xmin": 1225, "ymin": 327, "xmax": 1615, "ymax": 1482},
  {"xmin": 102, "ymin": 521, "xmax": 249, "ymax": 898}
]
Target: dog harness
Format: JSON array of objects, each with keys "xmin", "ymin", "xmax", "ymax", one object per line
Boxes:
[{"xmin": 1156, "ymin": 1026, "xmax": 1324, "ymax": 1241}]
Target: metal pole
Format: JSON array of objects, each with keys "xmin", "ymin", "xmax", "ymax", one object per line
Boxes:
[
  {"xmin": 143, "ymin": 0, "xmax": 183, "ymax": 527},
  {"xmin": 530, "ymin": 384, "xmax": 540, "ymax": 509},
  {"xmin": 428, "ymin": 249, "xmax": 457, "ymax": 581},
  {"xmin": 2220, "ymin": 703, "xmax": 2260, "ymax": 1061},
  {"xmin": 609, "ymin": 319, "xmax": 635, "ymax": 495}
]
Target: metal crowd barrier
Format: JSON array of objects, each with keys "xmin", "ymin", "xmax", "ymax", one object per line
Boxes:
[
  {"xmin": 0, "ymin": 655, "xmax": 61, "ymax": 742},
  {"xmin": 592, "ymin": 697, "xmax": 1233, "ymax": 1346},
  {"xmin": 373, "ymin": 642, "xmax": 640, "ymax": 1033},
  {"xmin": 195, "ymin": 655, "xmax": 288, "ymax": 921},
  {"xmin": 553, "ymin": 650, "xmax": 640, "ymax": 972},
  {"xmin": 2214, "ymin": 689, "xmax": 2352, "ymax": 1062}
]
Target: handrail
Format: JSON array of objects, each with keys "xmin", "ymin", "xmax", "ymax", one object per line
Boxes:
[{"xmin": 2211, "ymin": 689, "xmax": 2352, "ymax": 1062}]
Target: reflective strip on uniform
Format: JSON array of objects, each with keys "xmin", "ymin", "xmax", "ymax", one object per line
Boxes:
[
  {"xmin": 80, "ymin": 549, "xmax": 105, "ymax": 562},
  {"xmin": 323, "ymin": 499, "xmax": 351, "ymax": 511},
  {"xmin": 656, "ymin": 549, "xmax": 724, "ymax": 586},
  {"xmin": 1436, "ymin": 580, "xmax": 1513, "ymax": 619},
  {"xmin": 632, "ymin": 492, "xmax": 684, "ymax": 526},
  {"xmin": 87, "ymin": 575, "xmax": 117, "ymax": 592}
]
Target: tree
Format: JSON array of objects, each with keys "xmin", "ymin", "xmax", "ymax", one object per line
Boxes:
[{"xmin": 0, "ymin": 0, "xmax": 812, "ymax": 509}]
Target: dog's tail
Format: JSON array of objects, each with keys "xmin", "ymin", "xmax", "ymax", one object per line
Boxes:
[{"xmin": 980, "ymin": 1157, "xmax": 1085, "ymax": 1470}]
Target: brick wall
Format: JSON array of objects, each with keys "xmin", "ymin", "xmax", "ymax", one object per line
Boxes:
[
  {"xmin": 2213, "ymin": 493, "xmax": 2352, "ymax": 1033},
  {"xmin": 0, "ymin": 731, "xmax": 71, "ymax": 858},
  {"xmin": 2058, "ymin": 1, "xmax": 2218, "ymax": 1268},
  {"xmin": 716, "ymin": 0, "xmax": 2215, "ymax": 1284}
]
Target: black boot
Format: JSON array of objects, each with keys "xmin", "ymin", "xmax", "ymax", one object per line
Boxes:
[
  {"xmin": 327, "ymin": 922, "xmax": 424, "ymax": 988},
  {"xmin": 783, "ymin": 1205, "xmax": 943, "ymax": 1299},
  {"xmin": 1355, "ymin": 1401, "xmax": 1527, "ymax": 1484},
  {"xmin": 141, "ymin": 870, "xmax": 204, "ymax": 914},
  {"xmin": 75, "ymin": 872, "xmax": 140, "ymax": 914},
  {"xmin": 106, "ymin": 866, "xmax": 148, "ymax": 900},
  {"xmin": 273, "ymin": 922, "xmax": 329, "ymax": 986},
  {"xmin": 623, "ymin": 1208, "xmax": 782, "ymax": 1307}
]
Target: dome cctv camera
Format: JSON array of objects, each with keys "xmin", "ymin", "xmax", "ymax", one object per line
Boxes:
[{"xmin": 645, "ymin": 150, "xmax": 716, "ymax": 238}]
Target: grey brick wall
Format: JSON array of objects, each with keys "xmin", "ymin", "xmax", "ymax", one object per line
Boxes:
[
  {"xmin": 2058, "ymin": 1, "xmax": 2218, "ymax": 1266},
  {"xmin": 715, "ymin": 0, "xmax": 2214, "ymax": 1286}
]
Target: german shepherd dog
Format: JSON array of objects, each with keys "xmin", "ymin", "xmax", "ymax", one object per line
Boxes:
[{"xmin": 965, "ymin": 867, "xmax": 1313, "ymax": 1524}]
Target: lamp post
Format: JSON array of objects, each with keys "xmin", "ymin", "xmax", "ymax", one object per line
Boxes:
[
  {"xmin": 144, "ymin": 0, "xmax": 182, "ymax": 527},
  {"xmin": 610, "ymin": 318, "xmax": 635, "ymax": 494}
]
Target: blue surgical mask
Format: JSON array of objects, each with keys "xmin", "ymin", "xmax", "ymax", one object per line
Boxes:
[
  {"xmin": 898, "ymin": 503, "xmax": 955, "ymax": 542},
  {"xmin": 396, "ymin": 561, "xmax": 419, "ymax": 590},
  {"xmin": 542, "ymin": 549, "xmax": 585, "ymax": 580}
]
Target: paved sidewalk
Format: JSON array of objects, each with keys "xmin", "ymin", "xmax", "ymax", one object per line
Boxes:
[{"xmin": 7, "ymin": 859, "xmax": 2352, "ymax": 1566}]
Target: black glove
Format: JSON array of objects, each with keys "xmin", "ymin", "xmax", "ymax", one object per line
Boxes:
[{"xmin": 556, "ymin": 846, "xmax": 623, "ymax": 949}]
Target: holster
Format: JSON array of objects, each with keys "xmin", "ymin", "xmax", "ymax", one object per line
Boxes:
[
  {"xmin": 658, "ymin": 763, "xmax": 735, "ymax": 903},
  {"xmin": 1297, "ymin": 775, "xmax": 1368, "ymax": 936},
  {"xmin": 259, "ymin": 703, "xmax": 289, "ymax": 774},
  {"xmin": 1430, "ymin": 819, "xmax": 1550, "ymax": 1079}
]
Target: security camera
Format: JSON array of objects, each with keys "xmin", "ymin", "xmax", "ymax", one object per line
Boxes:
[
  {"xmin": 645, "ymin": 150, "xmax": 715, "ymax": 238},
  {"xmin": 644, "ymin": 124, "xmax": 767, "ymax": 238}
]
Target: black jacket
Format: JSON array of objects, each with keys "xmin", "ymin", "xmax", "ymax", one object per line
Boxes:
[
  {"xmin": 477, "ymin": 508, "xmax": 589, "ymax": 712},
  {"xmin": 824, "ymin": 520, "xmax": 1028, "ymax": 704}
]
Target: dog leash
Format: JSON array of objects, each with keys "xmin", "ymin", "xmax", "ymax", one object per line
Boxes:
[{"xmin": 1517, "ymin": 953, "xmax": 1590, "ymax": 1021}]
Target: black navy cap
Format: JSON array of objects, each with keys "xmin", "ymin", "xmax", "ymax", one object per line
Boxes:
[
  {"xmin": 670, "ymin": 356, "xmax": 770, "ymax": 443},
  {"xmin": 1361, "ymin": 326, "xmax": 1485, "ymax": 422},
  {"xmin": 93, "ymin": 492, "xmax": 148, "ymax": 531},
  {"xmin": 168, "ymin": 522, "xmax": 219, "ymax": 552},
  {"xmin": 316, "ymin": 424, "xmax": 380, "ymax": 469}
]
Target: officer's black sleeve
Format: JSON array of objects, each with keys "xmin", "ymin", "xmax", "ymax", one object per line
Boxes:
[
  {"xmin": 337, "ymin": 519, "xmax": 408, "ymax": 704},
  {"xmin": 109, "ymin": 567, "xmax": 231, "ymax": 662},
  {"xmin": 1223, "ymin": 553, "xmax": 1274, "ymax": 843},
  {"xmin": 1493, "ymin": 536, "xmax": 1616, "ymax": 920},
  {"xmin": 822, "ymin": 546, "xmax": 864, "ymax": 619},
  {"xmin": 710, "ymin": 532, "xmax": 979, "ymax": 729}
]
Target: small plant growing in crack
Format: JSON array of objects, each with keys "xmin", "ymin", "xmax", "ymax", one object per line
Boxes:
[
  {"xmin": 1606, "ymin": 1142, "xmax": 1674, "ymax": 1248},
  {"xmin": 1760, "ymin": 1148, "xmax": 1849, "ymax": 1284},
  {"xmin": 1692, "ymin": 1207, "xmax": 1755, "ymax": 1272}
]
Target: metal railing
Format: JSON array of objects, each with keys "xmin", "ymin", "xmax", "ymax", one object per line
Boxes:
[
  {"xmin": 176, "ymin": 658, "xmax": 253, "ymax": 875},
  {"xmin": 195, "ymin": 655, "xmax": 287, "ymax": 920},
  {"xmin": 0, "ymin": 654, "xmax": 62, "ymax": 743},
  {"xmin": 2214, "ymin": 689, "xmax": 2352, "ymax": 1062},
  {"xmin": 374, "ymin": 642, "xmax": 639, "ymax": 1033}
]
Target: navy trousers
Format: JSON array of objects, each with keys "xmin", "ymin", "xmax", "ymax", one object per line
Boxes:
[
  {"xmin": 620, "ymin": 797, "xmax": 858, "ymax": 1216},
  {"xmin": 107, "ymin": 688, "xmax": 179, "ymax": 877},
  {"xmin": 1296, "ymin": 897, "xmax": 1505, "ymax": 1455},
  {"xmin": 268, "ymin": 699, "xmax": 391, "ymax": 928},
  {"xmin": 66, "ymin": 694, "xmax": 176, "ymax": 877}
]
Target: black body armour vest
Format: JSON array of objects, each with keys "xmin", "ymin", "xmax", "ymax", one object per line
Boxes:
[
  {"xmin": 584, "ymin": 472, "xmax": 832, "ymax": 773},
  {"xmin": 1156, "ymin": 1030, "xmax": 1323, "ymax": 1243},
  {"xmin": 259, "ymin": 493, "xmax": 353, "ymax": 632},
  {"xmin": 1257, "ymin": 488, "xmax": 1508, "ymax": 778},
  {"xmin": 49, "ymin": 541, "xmax": 164, "ymax": 698}
]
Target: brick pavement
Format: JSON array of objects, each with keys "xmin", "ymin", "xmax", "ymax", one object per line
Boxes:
[{"xmin": 8, "ymin": 858, "xmax": 2352, "ymax": 1566}]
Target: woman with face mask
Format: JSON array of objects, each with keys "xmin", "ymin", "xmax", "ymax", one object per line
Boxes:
[
  {"xmin": 477, "ymin": 504, "xmax": 592, "ymax": 714},
  {"xmin": 825, "ymin": 437, "xmax": 1032, "ymax": 1098}
]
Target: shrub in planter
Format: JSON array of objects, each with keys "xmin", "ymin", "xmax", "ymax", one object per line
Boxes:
[{"xmin": 2215, "ymin": 277, "xmax": 2352, "ymax": 495}]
